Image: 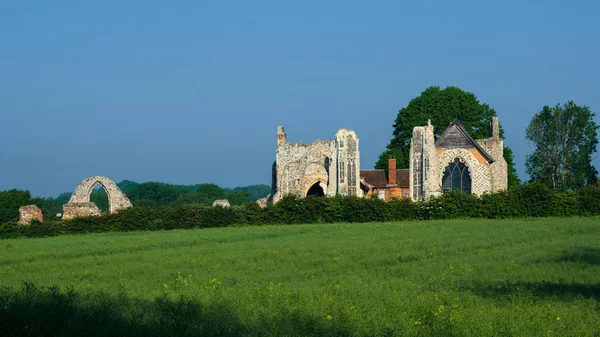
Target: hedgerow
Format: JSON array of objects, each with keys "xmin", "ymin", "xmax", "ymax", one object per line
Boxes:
[{"xmin": 1, "ymin": 184, "xmax": 599, "ymax": 239}]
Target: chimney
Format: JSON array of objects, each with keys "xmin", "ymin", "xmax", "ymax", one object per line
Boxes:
[
  {"xmin": 490, "ymin": 116, "xmax": 499, "ymax": 139},
  {"xmin": 277, "ymin": 125, "xmax": 287, "ymax": 145},
  {"xmin": 388, "ymin": 157, "xmax": 397, "ymax": 185}
]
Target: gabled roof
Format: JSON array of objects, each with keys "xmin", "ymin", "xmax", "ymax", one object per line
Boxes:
[
  {"xmin": 360, "ymin": 169, "xmax": 410, "ymax": 188},
  {"xmin": 435, "ymin": 120, "xmax": 495, "ymax": 163}
]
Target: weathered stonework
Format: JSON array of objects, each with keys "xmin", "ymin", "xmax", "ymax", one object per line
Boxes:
[
  {"xmin": 63, "ymin": 176, "xmax": 132, "ymax": 220},
  {"xmin": 256, "ymin": 195, "xmax": 269, "ymax": 208},
  {"xmin": 18, "ymin": 205, "xmax": 43, "ymax": 224},
  {"xmin": 212, "ymin": 199, "xmax": 230, "ymax": 208},
  {"xmin": 271, "ymin": 126, "xmax": 361, "ymax": 203},
  {"xmin": 409, "ymin": 117, "xmax": 507, "ymax": 200},
  {"xmin": 62, "ymin": 203, "xmax": 101, "ymax": 219}
]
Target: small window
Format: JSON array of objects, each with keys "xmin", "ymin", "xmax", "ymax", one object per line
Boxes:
[{"xmin": 378, "ymin": 190, "xmax": 386, "ymax": 200}]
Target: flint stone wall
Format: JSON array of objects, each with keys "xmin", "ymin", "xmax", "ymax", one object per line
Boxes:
[
  {"xmin": 18, "ymin": 205, "xmax": 43, "ymax": 224},
  {"xmin": 62, "ymin": 202, "xmax": 101, "ymax": 220},
  {"xmin": 63, "ymin": 176, "xmax": 132, "ymax": 220},
  {"xmin": 410, "ymin": 118, "xmax": 507, "ymax": 200},
  {"xmin": 271, "ymin": 126, "xmax": 360, "ymax": 203}
]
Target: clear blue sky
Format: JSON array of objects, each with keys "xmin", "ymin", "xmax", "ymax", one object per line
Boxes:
[{"xmin": 1, "ymin": 1, "xmax": 599, "ymax": 197}]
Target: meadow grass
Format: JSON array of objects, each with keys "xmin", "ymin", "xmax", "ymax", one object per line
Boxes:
[{"xmin": 1, "ymin": 217, "xmax": 599, "ymax": 336}]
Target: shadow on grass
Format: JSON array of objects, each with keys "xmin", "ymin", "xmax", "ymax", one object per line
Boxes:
[
  {"xmin": 466, "ymin": 280, "xmax": 600, "ymax": 301},
  {"xmin": 556, "ymin": 247, "xmax": 600, "ymax": 265},
  {"xmin": 0, "ymin": 282, "xmax": 357, "ymax": 337}
]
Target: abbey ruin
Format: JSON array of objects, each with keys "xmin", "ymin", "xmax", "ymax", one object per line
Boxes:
[
  {"xmin": 270, "ymin": 126, "xmax": 361, "ymax": 203},
  {"xmin": 271, "ymin": 117, "xmax": 507, "ymax": 202},
  {"xmin": 62, "ymin": 176, "xmax": 132, "ymax": 220},
  {"xmin": 409, "ymin": 117, "xmax": 507, "ymax": 200}
]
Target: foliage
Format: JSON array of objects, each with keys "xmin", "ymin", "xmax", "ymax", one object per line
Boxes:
[
  {"xmin": 226, "ymin": 184, "xmax": 272, "ymax": 201},
  {"xmin": 526, "ymin": 101, "xmax": 599, "ymax": 191},
  {"xmin": 376, "ymin": 85, "xmax": 520, "ymax": 186},
  {"xmin": 0, "ymin": 189, "xmax": 32, "ymax": 223},
  {"xmin": 90, "ymin": 187, "xmax": 109, "ymax": 213},
  {"xmin": 1, "ymin": 218, "xmax": 599, "ymax": 336},
  {"xmin": 3, "ymin": 184, "xmax": 600, "ymax": 239}
]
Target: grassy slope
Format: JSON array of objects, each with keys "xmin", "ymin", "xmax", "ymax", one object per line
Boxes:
[{"xmin": 1, "ymin": 217, "xmax": 599, "ymax": 336}]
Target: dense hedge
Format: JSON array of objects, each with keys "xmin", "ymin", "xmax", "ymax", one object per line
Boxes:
[{"xmin": 1, "ymin": 183, "xmax": 599, "ymax": 239}]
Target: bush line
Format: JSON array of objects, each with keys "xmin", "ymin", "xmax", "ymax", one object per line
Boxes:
[{"xmin": 1, "ymin": 183, "xmax": 599, "ymax": 239}]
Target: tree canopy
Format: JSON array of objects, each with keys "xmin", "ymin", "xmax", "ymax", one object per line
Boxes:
[
  {"xmin": 526, "ymin": 101, "xmax": 598, "ymax": 191},
  {"xmin": 376, "ymin": 86, "xmax": 520, "ymax": 186}
]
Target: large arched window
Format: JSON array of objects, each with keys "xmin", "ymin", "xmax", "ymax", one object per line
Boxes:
[{"xmin": 442, "ymin": 158, "xmax": 471, "ymax": 193}]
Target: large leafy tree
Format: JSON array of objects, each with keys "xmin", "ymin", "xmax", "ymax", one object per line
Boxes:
[
  {"xmin": 0, "ymin": 189, "xmax": 32, "ymax": 223},
  {"xmin": 525, "ymin": 101, "xmax": 598, "ymax": 191},
  {"xmin": 376, "ymin": 86, "xmax": 520, "ymax": 186}
]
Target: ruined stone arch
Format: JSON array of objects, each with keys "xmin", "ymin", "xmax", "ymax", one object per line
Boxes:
[
  {"xmin": 65, "ymin": 176, "xmax": 132, "ymax": 218},
  {"xmin": 301, "ymin": 162, "xmax": 329, "ymax": 197},
  {"xmin": 303, "ymin": 179, "xmax": 327, "ymax": 197}
]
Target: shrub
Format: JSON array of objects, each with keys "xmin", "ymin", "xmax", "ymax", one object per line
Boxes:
[{"xmin": 1, "ymin": 187, "xmax": 599, "ymax": 239}]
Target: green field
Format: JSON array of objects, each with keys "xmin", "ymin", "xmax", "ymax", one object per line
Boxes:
[{"xmin": 1, "ymin": 217, "xmax": 599, "ymax": 336}]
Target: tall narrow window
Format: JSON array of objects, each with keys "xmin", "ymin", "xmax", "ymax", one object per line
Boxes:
[
  {"xmin": 423, "ymin": 156, "xmax": 429, "ymax": 182},
  {"xmin": 339, "ymin": 160, "xmax": 345, "ymax": 182},
  {"xmin": 442, "ymin": 158, "xmax": 471, "ymax": 193}
]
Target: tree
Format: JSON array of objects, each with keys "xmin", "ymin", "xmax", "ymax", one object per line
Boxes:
[
  {"xmin": 525, "ymin": 101, "xmax": 598, "ymax": 191},
  {"xmin": 376, "ymin": 86, "xmax": 520, "ymax": 186},
  {"xmin": 0, "ymin": 189, "xmax": 32, "ymax": 223}
]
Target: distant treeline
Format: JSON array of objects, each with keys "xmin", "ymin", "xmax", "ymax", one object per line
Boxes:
[{"xmin": 0, "ymin": 181, "xmax": 271, "ymax": 223}]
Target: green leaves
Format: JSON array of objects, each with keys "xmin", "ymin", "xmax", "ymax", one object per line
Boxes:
[
  {"xmin": 526, "ymin": 101, "xmax": 599, "ymax": 191},
  {"xmin": 376, "ymin": 85, "xmax": 519, "ymax": 186}
]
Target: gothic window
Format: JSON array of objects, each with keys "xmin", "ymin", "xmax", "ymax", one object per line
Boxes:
[
  {"xmin": 424, "ymin": 156, "xmax": 429, "ymax": 181},
  {"xmin": 348, "ymin": 158, "xmax": 356, "ymax": 195},
  {"xmin": 442, "ymin": 158, "xmax": 471, "ymax": 193},
  {"xmin": 339, "ymin": 140, "xmax": 344, "ymax": 148},
  {"xmin": 339, "ymin": 160, "xmax": 345, "ymax": 182}
]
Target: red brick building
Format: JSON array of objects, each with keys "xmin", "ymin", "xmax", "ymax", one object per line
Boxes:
[{"xmin": 360, "ymin": 158, "xmax": 410, "ymax": 200}]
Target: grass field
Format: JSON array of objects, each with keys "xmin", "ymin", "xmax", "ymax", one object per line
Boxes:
[{"xmin": 1, "ymin": 217, "xmax": 599, "ymax": 336}]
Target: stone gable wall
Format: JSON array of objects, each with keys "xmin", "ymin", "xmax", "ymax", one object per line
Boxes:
[{"xmin": 410, "ymin": 119, "xmax": 507, "ymax": 200}]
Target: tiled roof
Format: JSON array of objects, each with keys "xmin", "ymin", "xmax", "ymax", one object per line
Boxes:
[{"xmin": 360, "ymin": 169, "xmax": 409, "ymax": 188}]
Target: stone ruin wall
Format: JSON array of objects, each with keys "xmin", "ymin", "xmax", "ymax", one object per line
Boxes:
[
  {"xmin": 273, "ymin": 140, "xmax": 336, "ymax": 202},
  {"xmin": 476, "ymin": 138, "xmax": 507, "ymax": 192},
  {"xmin": 335, "ymin": 129, "xmax": 361, "ymax": 197},
  {"xmin": 63, "ymin": 176, "xmax": 132, "ymax": 220},
  {"xmin": 18, "ymin": 205, "xmax": 43, "ymax": 225},
  {"xmin": 435, "ymin": 148, "xmax": 492, "ymax": 197},
  {"xmin": 410, "ymin": 118, "xmax": 507, "ymax": 200},
  {"xmin": 62, "ymin": 203, "xmax": 101, "ymax": 220},
  {"xmin": 271, "ymin": 126, "xmax": 360, "ymax": 203}
]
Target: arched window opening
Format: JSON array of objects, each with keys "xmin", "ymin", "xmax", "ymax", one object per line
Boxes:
[
  {"xmin": 90, "ymin": 183, "xmax": 110, "ymax": 213},
  {"xmin": 442, "ymin": 159, "xmax": 471, "ymax": 193},
  {"xmin": 306, "ymin": 182, "xmax": 325, "ymax": 197}
]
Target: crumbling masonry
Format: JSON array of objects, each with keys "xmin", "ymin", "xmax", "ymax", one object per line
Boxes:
[
  {"xmin": 62, "ymin": 176, "xmax": 132, "ymax": 220},
  {"xmin": 409, "ymin": 117, "xmax": 507, "ymax": 200},
  {"xmin": 270, "ymin": 126, "xmax": 361, "ymax": 203},
  {"xmin": 18, "ymin": 205, "xmax": 43, "ymax": 224}
]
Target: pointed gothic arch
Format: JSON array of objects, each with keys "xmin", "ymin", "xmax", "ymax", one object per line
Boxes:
[
  {"xmin": 442, "ymin": 158, "xmax": 472, "ymax": 193},
  {"xmin": 63, "ymin": 176, "xmax": 132, "ymax": 219}
]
